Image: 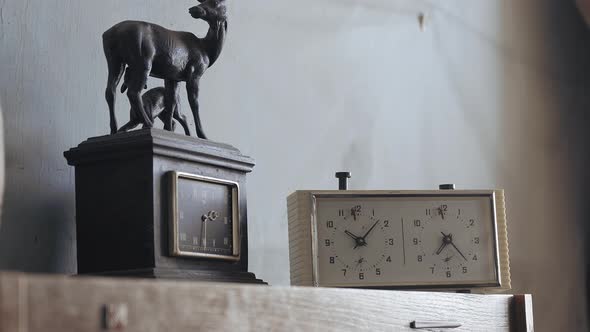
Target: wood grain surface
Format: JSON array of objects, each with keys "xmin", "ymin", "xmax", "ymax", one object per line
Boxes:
[{"xmin": 0, "ymin": 272, "xmax": 532, "ymax": 332}]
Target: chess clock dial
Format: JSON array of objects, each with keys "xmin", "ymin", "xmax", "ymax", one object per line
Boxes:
[
  {"xmin": 169, "ymin": 171, "xmax": 240, "ymax": 261},
  {"xmin": 288, "ymin": 189, "xmax": 510, "ymax": 291}
]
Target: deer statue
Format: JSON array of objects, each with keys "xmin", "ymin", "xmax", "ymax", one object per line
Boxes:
[{"xmin": 102, "ymin": 0, "xmax": 227, "ymax": 139}]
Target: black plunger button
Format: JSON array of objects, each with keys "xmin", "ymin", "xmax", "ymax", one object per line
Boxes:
[
  {"xmin": 439, "ymin": 184, "xmax": 455, "ymax": 190},
  {"xmin": 335, "ymin": 172, "xmax": 351, "ymax": 190}
]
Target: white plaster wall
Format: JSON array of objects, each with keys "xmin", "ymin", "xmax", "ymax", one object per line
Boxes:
[{"xmin": 0, "ymin": 1, "xmax": 587, "ymax": 331}]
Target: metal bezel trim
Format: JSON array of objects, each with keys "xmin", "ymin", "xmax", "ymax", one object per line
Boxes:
[
  {"xmin": 310, "ymin": 191, "xmax": 502, "ymax": 289},
  {"xmin": 168, "ymin": 171, "xmax": 240, "ymax": 261}
]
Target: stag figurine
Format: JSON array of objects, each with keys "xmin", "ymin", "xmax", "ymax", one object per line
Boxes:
[{"xmin": 102, "ymin": 0, "xmax": 227, "ymax": 139}]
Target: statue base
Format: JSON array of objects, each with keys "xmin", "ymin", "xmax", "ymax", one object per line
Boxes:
[{"xmin": 64, "ymin": 129, "xmax": 265, "ymax": 285}]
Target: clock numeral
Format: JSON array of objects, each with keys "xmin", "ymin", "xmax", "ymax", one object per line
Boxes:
[
  {"xmin": 413, "ymin": 238, "xmax": 418, "ymax": 245},
  {"xmin": 387, "ymin": 238, "xmax": 394, "ymax": 245},
  {"xmin": 352, "ymin": 205, "xmax": 361, "ymax": 214},
  {"xmin": 376, "ymin": 268, "xmax": 381, "ymax": 276},
  {"xmin": 469, "ymin": 219, "xmax": 475, "ymax": 226},
  {"xmin": 386, "ymin": 256, "xmax": 392, "ymax": 263},
  {"xmin": 472, "ymin": 254, "xmax": 478, "ymax": 261},
  {"xmin": 200, "ymin": 189, "xmax": 207, "ymax": 204},
  {"xmin": 383, "ymin": 220, "xmax": 389, "ymax": 227},
  {"xmin": 329, "ymin": 257, "xmax": 335, "ymax": 264},
  {"xmin": 414, "ymin": 220, "xmax": 421, "ymax": 227},
  {"xmin": 327, "ymin": 220, "xmax": 334, "ymax": 228},
  {"xmin": 440, "ymin": 204, "xmax": 448, "ymax": 212},
  {"xmin": 417, "ymin": 255, "xmax": 423, "ymax": 262},
  {"xmin": 342, "ymin": 269, "xmax": 347, "ymax": 276},
  {"xmin": 350, "ymin": 205, "xmax": 361, "ymax": 221},
  {"xmin": 359, "ymin": 272, "xmax": 364, "ymax": 280},
  {"xmin": 193, "ymin": 237, "xmax": 199, "ymax": 245},
  {"xmin": 223, "ymin": 237, "xmax": 229, "ymax": 245},
  {"xmin": 426, "ymin": 208, "xmax": 431, "ymax": 216},
  {"xmin": 446, "ymin": 271, "xmax": 452, "ymax": 278},
  {"xmin": 474, "ymin": 237, "xmax": 480, "ymax": 244},
  {"xmin": 338, "ymin": 209, "xmax": 345, "ymax": 217},
  {"xmin": 325, "ymin": 239, "xmax": 331, "ymax": 247},
  {"xmin": 430, "ymin": 267, "xmax": 435, "ymax": 274},
  {"xmin": 462, "ymin": 267, "xmax": 468, "ymax": 274}
]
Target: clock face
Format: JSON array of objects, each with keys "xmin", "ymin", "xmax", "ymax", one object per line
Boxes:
[
  {"xmin": 169, "ymin": 172, "xmax": 240, "ymax": 261},
  {"xmin": 313, "ymin": 194, "xmax": 499, "ymax": 288}
]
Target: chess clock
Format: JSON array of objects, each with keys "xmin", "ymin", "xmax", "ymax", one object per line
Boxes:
[
  {"xmin": 287, "ymin": 173, "xmax": 510, "ymax": 291},
  {"xmin": 65, "ymin": 129, "xmax": 265, "ymax": 284}
]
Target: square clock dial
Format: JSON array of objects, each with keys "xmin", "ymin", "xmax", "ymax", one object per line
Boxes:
[{"xmin": 169, "ymin": 171, "xmax": 240, "ymax": 261}]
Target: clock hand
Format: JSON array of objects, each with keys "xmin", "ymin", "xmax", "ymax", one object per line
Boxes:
[
  {"xmin": 361, "ymin": 219, "xmax": 380, "ymax": 240},
  {"xmin": 203, "ymin": 218, "xmax": 207, "ymax": 248},
  {"xmin": 435, "ymin": 242, "xmax": 447, "ymax": 255},
  {"xmin": 351, "ymin": 220, "xmax": 380, "ymax": 249},
  {"xmin": 353, "ymin": 237, "xmax": 366, "ymax": 249},
  {"xmin": 201, "ymin": 214, "xmax": 209, "ymax": 248},
  {"xmin": 449, "ymin": 240, "xmax": 468, "ymax": 261},
  {"xmin": 436, "ymin": 232, "xmax": 450, "ymax": 255},
  {"xmin": 344, "ymin": 230, "xmax": 365, "ymax": 249},
  {"xmin": 344, "ymin": 230, "xmax": 360, "ymax": 241}
]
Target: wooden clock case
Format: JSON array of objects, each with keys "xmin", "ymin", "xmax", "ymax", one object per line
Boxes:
[{"xmin": 64, "ymin": 129, "xmax": 264, "ymax": 284}]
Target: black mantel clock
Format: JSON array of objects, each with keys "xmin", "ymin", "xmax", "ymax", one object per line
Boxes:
[{"xmin": 64, "ymin": 129, "xmax": 265, "ymax": 284}]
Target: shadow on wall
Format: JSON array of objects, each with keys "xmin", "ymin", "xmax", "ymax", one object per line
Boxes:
[
  {"xmin": 500, "ymin": 1, "xmax": 590, "ymax": 331},
  {"xmin": 0, "ymin": 196, "xmax": 75, "ymax": 272},
  {"xmin": 544, "ymin": 2, "xmax": 590, "ymax": 324},
  {"xmin": 0, "ymin": 16, "xmax": 77, "ymax": 273}
]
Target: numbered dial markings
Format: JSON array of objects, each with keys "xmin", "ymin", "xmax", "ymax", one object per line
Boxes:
[
  {"xmin": 171, "ymin": 173, "xmax": 239, "ymax": 260},
  {"xmin": 409, "ymin": 205, "xmax": 481, "ymax": 280},
  {"xmin": 315, "ymin": 196, "xmax": 497, "ymax": 287}
]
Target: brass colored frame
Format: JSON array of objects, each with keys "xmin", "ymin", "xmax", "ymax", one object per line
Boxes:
[{"xmin": 168, "ymin": 171, "xmax": 240, "ymax": 261}]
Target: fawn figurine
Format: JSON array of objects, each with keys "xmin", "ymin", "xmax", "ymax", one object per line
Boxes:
[{"xmin": 118, "ymin": 86, "xmax": 190, "ymax": 135}]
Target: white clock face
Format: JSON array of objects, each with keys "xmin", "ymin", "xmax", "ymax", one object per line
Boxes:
[{"xmin": 314, "ymin": 194, "xmax": 499, "ymax": 288}]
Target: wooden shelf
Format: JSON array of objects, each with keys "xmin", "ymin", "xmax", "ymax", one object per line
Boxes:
[{"xmin": 0, "ymin": 272, "xmax": 532, "ymax": 331}]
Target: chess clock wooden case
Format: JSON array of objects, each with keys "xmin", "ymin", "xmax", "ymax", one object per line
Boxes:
[
  {"xmin": 288, "ymin": 181, "xmax": 510, "ymax": 291},
  {"xmin": 65, "ymin": 129, "xmax": 264, "ymax": 283}
]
